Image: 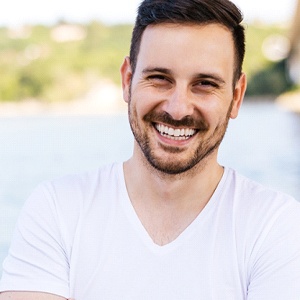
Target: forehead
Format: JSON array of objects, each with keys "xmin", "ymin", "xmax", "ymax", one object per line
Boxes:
[{"xmin": 135, "ymin": 23, "xmax": 235, "ymax": 78}]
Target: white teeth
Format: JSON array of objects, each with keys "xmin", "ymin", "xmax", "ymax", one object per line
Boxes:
[
  {"xmin": 174, "ymin": 129, "xmax": 181, "ymax": 137},
  {"xmin": 185, "ymin": 129, "xmax": 193, "ymax": 136},
  {"xmin": 168, "ymin": 128, "xmax": 174, "ymax": 136},
  {"xmin": 155, "ymin": 124, "xmax": 196, "ymax": 140}
]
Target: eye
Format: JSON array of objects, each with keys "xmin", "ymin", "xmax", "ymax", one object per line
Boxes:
[
  {"xmin": 191, "ymin": 80, "xmax": 219, "ymax": 93},
  {"xmin": 190, "ymin": 79, "xmax": 220, "ymax": 94},
  {"xmin": 148, "ymin": 74, "xmax": 169, "ymax": 82},
  {"xmin": 147, "ymin": 74, "xmax": 173, "ymax": 89},
  {"xmin": 197, "ymin": 80, "xmax": 218, "ymax": 87}
]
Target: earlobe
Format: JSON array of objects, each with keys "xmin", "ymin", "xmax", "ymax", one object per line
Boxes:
[
  {"xmin": 230, "ymin": 73, "xmax": 247, "ymax": 119},
  {"xmin": 120, "ymin": 56, "xmax": 132, "ymax": 103}
]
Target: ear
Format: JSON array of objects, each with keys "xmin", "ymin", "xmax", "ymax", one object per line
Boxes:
[
  {"xmin": 230, "ymin": 73, "xmax": 247, "ymax": 119},
  {"xmin": 120, "ymin": 56, "xmax": 132, "ymax": 103}
]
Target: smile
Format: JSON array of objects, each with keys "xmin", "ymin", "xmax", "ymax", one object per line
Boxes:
[{"xmin": 154, "ymin": 123, "xmax": 197, "ymax": 141}]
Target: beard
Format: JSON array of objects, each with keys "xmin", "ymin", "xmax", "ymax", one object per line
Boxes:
[{"xmin": 128, "ymin": 94, "xmax": 233, "ymax": 175}]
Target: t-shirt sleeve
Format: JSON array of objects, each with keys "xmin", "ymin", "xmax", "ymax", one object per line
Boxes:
[
  {"xmin": 247, "ymin": 200, "xmax": 300, "ymax": 299},
  {"xmin": 0, "ymin": 183, "xmax": 70, "ymax": 298}
]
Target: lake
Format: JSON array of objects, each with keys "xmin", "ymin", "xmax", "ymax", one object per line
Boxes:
[{"xmin": 0, "ymin": 99, "xmax": 300, "ymax": 274}]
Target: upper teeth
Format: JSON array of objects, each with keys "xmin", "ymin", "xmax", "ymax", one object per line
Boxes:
[{"xmin": 155, "ymin": 124, "xmax": 196, "ymax": 138}]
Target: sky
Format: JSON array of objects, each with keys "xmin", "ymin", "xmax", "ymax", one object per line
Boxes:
[{"xmin": 0, "ymin": 0, "xmax": 297, "ymax": 27}]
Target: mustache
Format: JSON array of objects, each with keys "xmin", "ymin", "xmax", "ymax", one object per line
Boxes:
[{"xmin": 143, "ymin": 111, "xmax": 209, "ymax": 131}]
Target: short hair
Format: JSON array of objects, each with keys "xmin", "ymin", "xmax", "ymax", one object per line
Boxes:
[{"xmin": 130, "ymin": 0, "xmax": 245, "ymax": 83}]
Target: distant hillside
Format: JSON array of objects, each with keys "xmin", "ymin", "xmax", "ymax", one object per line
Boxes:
[{"xmin": 0, "ymin": 21, "xmax": 290, "ymax": 102}]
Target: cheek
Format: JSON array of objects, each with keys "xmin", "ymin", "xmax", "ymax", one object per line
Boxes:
[
  {"xmin": 198, "ymin": 101, "xmax": 230, "ymax": 129},
  {"xmin": 131, "ymin": 88, "xmax": 162, "ymax": 117}
]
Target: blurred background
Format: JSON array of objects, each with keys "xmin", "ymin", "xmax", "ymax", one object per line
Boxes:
[{"xmin": 0, "ymin": 0, "xmax": 300, "ymax": 275}]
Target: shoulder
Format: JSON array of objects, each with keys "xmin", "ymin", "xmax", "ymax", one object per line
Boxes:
[
  {"xmin": 223, "ymin": 169, "xmax": 300, "ymax": 271},
  {"xmin": 224, "ymin": 167, "xmax": 299, "ymax": 210},
  {"xmin": 29, "ymin": 162, "xmax": 122, "ymax": 208},
  {"xmin": 20, "ymin": 162, "xmax": 123, "ymax": 236},
  {"xmin": 222, "ymin": 168, "xmax": 300, "ymax": 237},
  {"xmin": 45, "ymin": 162, "xmax": 122, "ymax": 195},
  {"xmin": 223, "ymin": 167, "xmax": 300, "ymax": 245}
]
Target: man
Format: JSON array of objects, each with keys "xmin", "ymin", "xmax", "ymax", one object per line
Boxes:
[{"xmin": 1, "ymin": 0, "xmax": 300, "ymax": 299}]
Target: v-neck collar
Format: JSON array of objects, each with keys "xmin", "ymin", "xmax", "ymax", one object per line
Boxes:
[{"xmin": 117, "ymin": 163, "xmax": 228, "ymax": 255}]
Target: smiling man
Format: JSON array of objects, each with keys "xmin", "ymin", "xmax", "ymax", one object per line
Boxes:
[
  {"xmin": 1, "ymin": 0, "xmax": 300, "ymax": 299},
  {"xmin": 123, "ymin": 23, "xmax": 241, "ymax": 177}
]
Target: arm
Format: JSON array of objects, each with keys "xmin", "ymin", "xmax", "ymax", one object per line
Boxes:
[{"xmin": 0, "ymin": 292, "xmax": 68, "ymax": 299}]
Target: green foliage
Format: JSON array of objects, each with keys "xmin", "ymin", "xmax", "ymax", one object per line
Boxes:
[
  {"xmin": 243, "ymin": 22, "xmax": 291, "ymax": 96},
  {"xmin": 246, "ymin": 59, "xmax": 293, "ymax": 96},
  {"xmin": 0, "ymin": 21, "xmax": 291, "ymax": 102},
  {"xmin": 0, "ymin": 22, "xmax": 132, "ymax": 102}
]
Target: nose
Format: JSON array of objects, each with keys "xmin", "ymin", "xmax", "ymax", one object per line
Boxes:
[{"xmin": 163, "ymin": 85, "xmax": 194, "ymax": 120}]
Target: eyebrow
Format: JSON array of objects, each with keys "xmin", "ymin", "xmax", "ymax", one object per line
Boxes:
[
  {"xmin": 142, "ymin": 67, "xmax": 226, "ymax": 85},
  {"xmin": 142, "ymin": 67, "xmax": 173, "ymax": 76}
]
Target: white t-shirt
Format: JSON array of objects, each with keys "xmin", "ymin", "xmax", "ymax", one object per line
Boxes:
[{"xmin": 1, "ymin": 163, "xmax": 300, "ymax": 299}]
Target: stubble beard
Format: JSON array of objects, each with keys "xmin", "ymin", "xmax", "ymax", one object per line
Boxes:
[{"xmin": 128, "ymin": 94, "xmax": 233, "ymax": 176}]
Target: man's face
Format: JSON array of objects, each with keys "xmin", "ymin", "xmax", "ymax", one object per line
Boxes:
[{"xmin": 121, "ymin": 23, "xmax": 246, "ymax": 174}]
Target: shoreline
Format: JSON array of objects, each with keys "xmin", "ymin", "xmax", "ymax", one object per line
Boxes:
[
  {"xmin": 0, "ymin": 92, "xmax": 299, "ymax": 118},
  {"xmin": 0, "ymin": 98, "xmax": 128, "ymax": 117},
  {"xmin": 276, "ymin": 91, "xmax": 300, "ymax": 114},
  {"xmin": 0, "ymin": 82, "xmax": 128, "ymax": 117}
]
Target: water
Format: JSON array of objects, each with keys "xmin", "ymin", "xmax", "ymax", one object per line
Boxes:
[{"xmin": 0, "ymin": 99, "xmax": 300, "ymax": 274}]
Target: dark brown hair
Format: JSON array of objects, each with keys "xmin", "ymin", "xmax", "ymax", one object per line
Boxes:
[{"xmin": 129, "ymin": 0, "xmax": 245, "ymax": 83}]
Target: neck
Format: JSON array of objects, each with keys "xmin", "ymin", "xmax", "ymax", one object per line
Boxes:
[
  {"xmin": 123, "ymin": 147, "xmax": 224, "ymax": 245},
  {"xmin": 124, "ymin": 146, "xmax": 223, "ymax": 212}
]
